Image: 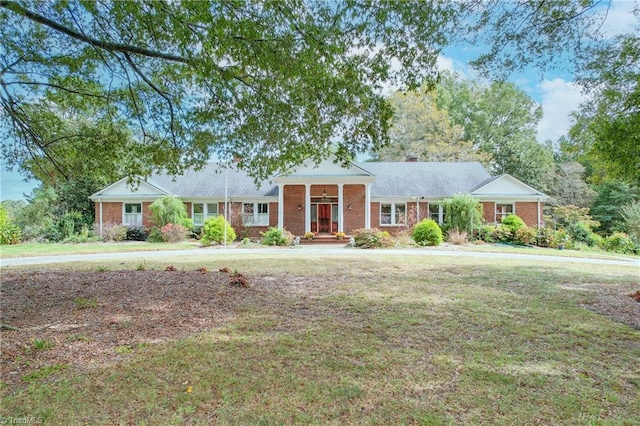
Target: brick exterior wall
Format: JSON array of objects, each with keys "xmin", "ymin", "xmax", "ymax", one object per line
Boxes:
[
  {"xmin": 481, "ymin": 202, "xmax": 495, "ymax": 224},
  {"xmin": 283, "ymin": 185, "xmax": 306, "ymax": 236},
  {"xmin": 96, "ymin": 202, "xmax": 122, "ymax": 225},
  {"xmin": 515, "ymin": 202, "xmax": 542, "ymax": 228},
  {"xmin": 343, "ymin": 184, "xmax": 365, "ymax": 233},
  {"xmin": 269, "ymin": 202, "xmax": 278, "ymax": 227}
]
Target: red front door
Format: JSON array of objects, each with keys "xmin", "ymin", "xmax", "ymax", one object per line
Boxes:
[{"xmin": 318, "ymin": 203, "xmax": 331, "ymax": 233}]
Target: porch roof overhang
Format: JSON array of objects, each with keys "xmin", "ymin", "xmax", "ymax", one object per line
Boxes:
[{"xmin": 273, "ymin": 175, "xmax": 376, "ymax": 186}]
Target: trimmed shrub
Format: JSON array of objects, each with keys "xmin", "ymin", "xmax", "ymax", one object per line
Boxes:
[
  {"xmin": 602, "ymin": 232, "xmax": 637, "ymax": 254},
  {"xmin": 201, "ymin": 215, "xmax": 235, "ymax": 246},
  {"xmin": 159, "ymin": 223, "xmax": 188, "ymax": 243},
  {"xmin": 125, "ymin": 225, "xmax": 148, "ymax": 241},
  {"xmin": 413, "ymin": 219, "xmax": 443, "ymax": 246},
  {"xmin": 493, "ymin": 225, "xmax": 513, "ymax": 243},
  {"xmin": 501, "ymin": 214, "xmax": 526, "ymax": 233},
  {"xmin": 261, "ymin": 227, "xmax": 294, "ymax": 246},
  {"xmin": 352, "ymin": 228, "xmax": 394, "ymax": 249}
]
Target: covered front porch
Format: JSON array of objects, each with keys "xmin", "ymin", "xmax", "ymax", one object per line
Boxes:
[{"xmin": 274, "ymin": 157, "xmax": 376, "ymax": 236}]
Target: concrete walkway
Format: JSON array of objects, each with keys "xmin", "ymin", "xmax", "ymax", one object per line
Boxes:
[{"xmin": 2, "ymin": 246, "xmax": 639, "ymax": 269}]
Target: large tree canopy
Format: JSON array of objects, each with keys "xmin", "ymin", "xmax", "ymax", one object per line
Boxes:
[
  {"xmin": 0, "ymin": 0, "xmax": 614, "ymax": 181},
  {"xmin": 570, "ymin": 11, "xmax": 640, "ymax": 186}
]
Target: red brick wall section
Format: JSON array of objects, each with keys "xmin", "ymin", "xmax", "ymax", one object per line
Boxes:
[
  {"xmin": 481, "ymin": 202, "xmax": 495, "ymax": 224},
  {"xmin": 142, "ymin": 202, "xmax": 153, "ymax": 228},
  {"xmin": 343, "ymin": 184, "xmax": 365, "ymax": 233},
  {"xmin": 516, "ymin": 202, "xmax": 542, "ymax": 227},
  {"xmin": 183, "ymin": 202, "xmax": 192, "ymax": 219},
  {"xmin": 283, "ymin": 185, "xmax": 305, "ymax": 236},
  {"xmin": 370, "ymin": 202, "xmax": 380, "ymax": 229},
  {"xmin": 269, "ymin": 202, "xmax": 278, "ymax": 228},
  {"xmin": 97, "ymin": 202, "xmax": 122, "ymax": 226}
]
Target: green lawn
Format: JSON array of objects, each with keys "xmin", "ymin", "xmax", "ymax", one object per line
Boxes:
[
  {"xmin": 1, "ymin": 253, "xmax": 638, "ymax": 424},
  {"xmin": 0, "ymin": 241, "xmax": 199, "ymax": 258}
]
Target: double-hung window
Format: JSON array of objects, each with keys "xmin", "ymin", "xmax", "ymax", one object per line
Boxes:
[
  {"xmin": 496, "ymin": 204, "xmax": 514, "ymax": 222},
  {"xmin": 243, "ymin": 202, "xmax": 269, "ymax": 226},
  {"xmin": 123, "ymin": 203, "xmax": 142, "ymax": 225},
  {"xmin": 380, "ymin": 203, "xmax": 406, "ymax": 226},
  {"xmin": 192, "ymin": 203, "xmax": 218, "ymax": 226}
]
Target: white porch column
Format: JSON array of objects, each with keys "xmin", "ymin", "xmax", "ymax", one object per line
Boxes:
[
  {"xmin": 305, "ymin": 184, "xmax": 311, "ymax": 233},
  {"xmin": 278, "ymin": 184, "xmax": 284, "ymax": 230},
  {"xmin": 338, "ymin": 184, "xmax": 344, "ymax": 233},
  {"xmin": 98, "ymin": 199, "xmax": 103, "ymax": 238},
  {"xmin": 365, "ymin": 183, "xmax": 371, "ymax": 229}
]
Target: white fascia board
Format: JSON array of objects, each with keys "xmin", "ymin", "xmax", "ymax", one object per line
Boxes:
[{"xmin": 274, "ymin": 176, "xmax": 376, "ymax": 185}]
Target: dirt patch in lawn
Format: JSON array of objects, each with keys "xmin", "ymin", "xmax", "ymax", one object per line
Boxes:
[{"xmin": 0, "ymin": 270, "xmax": 335, "ymax": 392}]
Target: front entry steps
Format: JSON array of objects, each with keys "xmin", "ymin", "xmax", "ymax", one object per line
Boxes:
[{"xmin": 298, "ymin": 234, "xmax": 350, "ymax": 245}]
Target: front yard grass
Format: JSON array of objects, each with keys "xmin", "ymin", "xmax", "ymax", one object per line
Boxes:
[
  {"xmin": 0, "ymin": 241, "xmax": 199, "ymax": 258},
  {"xmin": 1, "ymin": 254, "xmax": 638, "ymax": 424}
]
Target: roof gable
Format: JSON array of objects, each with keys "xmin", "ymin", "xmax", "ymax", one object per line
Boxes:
[
  {"xmin": 91, "ymin": 177, "xmax": 170, "ymax": 199},
  {"xmin": 470, "ymin": 174, "xmax": 546, "ymax": 197},
  {"xmin": 277, "ymin": 155, "xmax": 373, "ymax": 179}
]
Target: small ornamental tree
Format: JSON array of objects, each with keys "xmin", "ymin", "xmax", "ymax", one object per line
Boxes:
[
  {"xmin": 442, "ymin": 195, "xmax": 483, "ymax": 236},
  {"xmin": 201, "ymin": 215, "xmax": 235, "ymax": 246},
  {"xmin": 149, "ymin": 196, "xmax": 193, "ymax": 229},
  {"xmin": 413, "ymin": 219, "xmax": 443, "ymax": 246}
]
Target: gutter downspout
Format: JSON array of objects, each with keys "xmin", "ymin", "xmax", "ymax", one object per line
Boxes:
[{"xmin": 537, "ymin": 198, "xmax": 542, "ymax": 229}]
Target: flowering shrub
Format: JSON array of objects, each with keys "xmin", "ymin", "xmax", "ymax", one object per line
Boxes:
[
  {"xmin": 352, "ymin": 228, "xmax": 394, "ymax": 249},
  {"xmin": 159, "ymin": 223, "xmax": 188, "ymax": 243},
  {"xmin": 514, "ymin": 226, "xmax": 536, "ymax": 245}
]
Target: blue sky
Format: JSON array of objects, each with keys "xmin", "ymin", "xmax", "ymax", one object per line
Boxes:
[{"xmin": 1, "ymin": 0, "xmax": 636, "ymax": 201}]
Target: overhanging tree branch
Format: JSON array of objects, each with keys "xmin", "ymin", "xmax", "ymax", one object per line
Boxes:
[{"xmin": 0, "ymin": 0, "xmax": 191, "ymax": 65}]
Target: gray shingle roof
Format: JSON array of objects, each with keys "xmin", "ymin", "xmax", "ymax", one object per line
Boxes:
[
  {"xmin": 149, "ymin": 163, "xmax": 277, "ymax": 197},
  {"xmin": 147, "ymin": 161, "xmax": 492, "ymax": 198},
  {"xmin": 357, "ymin": 162, "xmax": 492, "ymax": 197}
]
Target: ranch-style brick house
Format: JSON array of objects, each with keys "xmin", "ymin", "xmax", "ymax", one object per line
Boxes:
[{"xmin": 90, "ymin": 156, "xmax": 547, "ymax": 238}]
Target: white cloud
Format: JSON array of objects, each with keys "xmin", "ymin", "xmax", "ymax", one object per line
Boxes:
[
  {"xmin": 599, "ymin": 0, "xmax": 638, "ymax": 37},
  {"xmin": 536, "ymin": 78, "xmax": 586, "ymax": 143}
]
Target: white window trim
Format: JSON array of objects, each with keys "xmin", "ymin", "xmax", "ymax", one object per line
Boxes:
[
  {"xmin": 380, "ymin": 202, "xmax": 407, "ymax": 226},
  {"xmin": 192, "ymin": 202, "xmax": 219, "ymax": 226},
  {"xmin": 429, "ymin": 203, "xmax": 444, "ymax": 225},
  {"xmin": 242, "ymin": 202, "xmax": 269, "ymax": 226},
  {"xmin": 123, "ymin": 203, "xmax": 142, "ymax": 226},
  {"xmin": 495, "ymin": 203, "xmax": 515, "ymax": 223}
]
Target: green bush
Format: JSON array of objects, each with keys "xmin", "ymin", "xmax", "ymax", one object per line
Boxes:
[
  {"xmin": 501, "ymin": 214, "xmax": 526, "ymax": 233},
  {"xmin": 260, "ymin": 227, "xmax": 294, "ymax": 246},
  {"xmin": 412, "ymin": 219, "xmax": 443, "ymax": 246},
  {"xmin": 201, "ymin": 215, "xmax": 235, "ymax": 245},
  {"xmin": 0, "ymin": 223, "xmax": 22, "ymax": 245},
  {"xmin": 621, "ymin": 201, "xmax": 640, "ymax": 246},
  {"xmin": 602, "ymin": 232, "xmax": 637, "ymax": 254},
  {"xmin": 352, "ymin": 228, "xmax": 394, "ymax": 249},
  {"xmin": 125, "ymin": 225, "xmax": 148, "ymax": 241},
  {"xmin": 149, "ymin": 196, "xmax": 193, "ymax": 229},
  {"xmin": 477, "ymin": 224, "xmax": 497, "ymax": 243},
  {"xmin": 442, "ymin": 195, "xmax": 483, "ymax": 235},
  {"xmin": 514, "ymin": 226, "xmax": 536, "ymax": 245},
  {"xmin": 0, "ymin": 204, "xmax": 21, "ymax": 244}
]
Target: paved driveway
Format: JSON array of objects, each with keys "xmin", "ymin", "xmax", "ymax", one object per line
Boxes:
[{"xmin": 2, "ymin": 246, "xmax": 639, "ymax": 269}]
